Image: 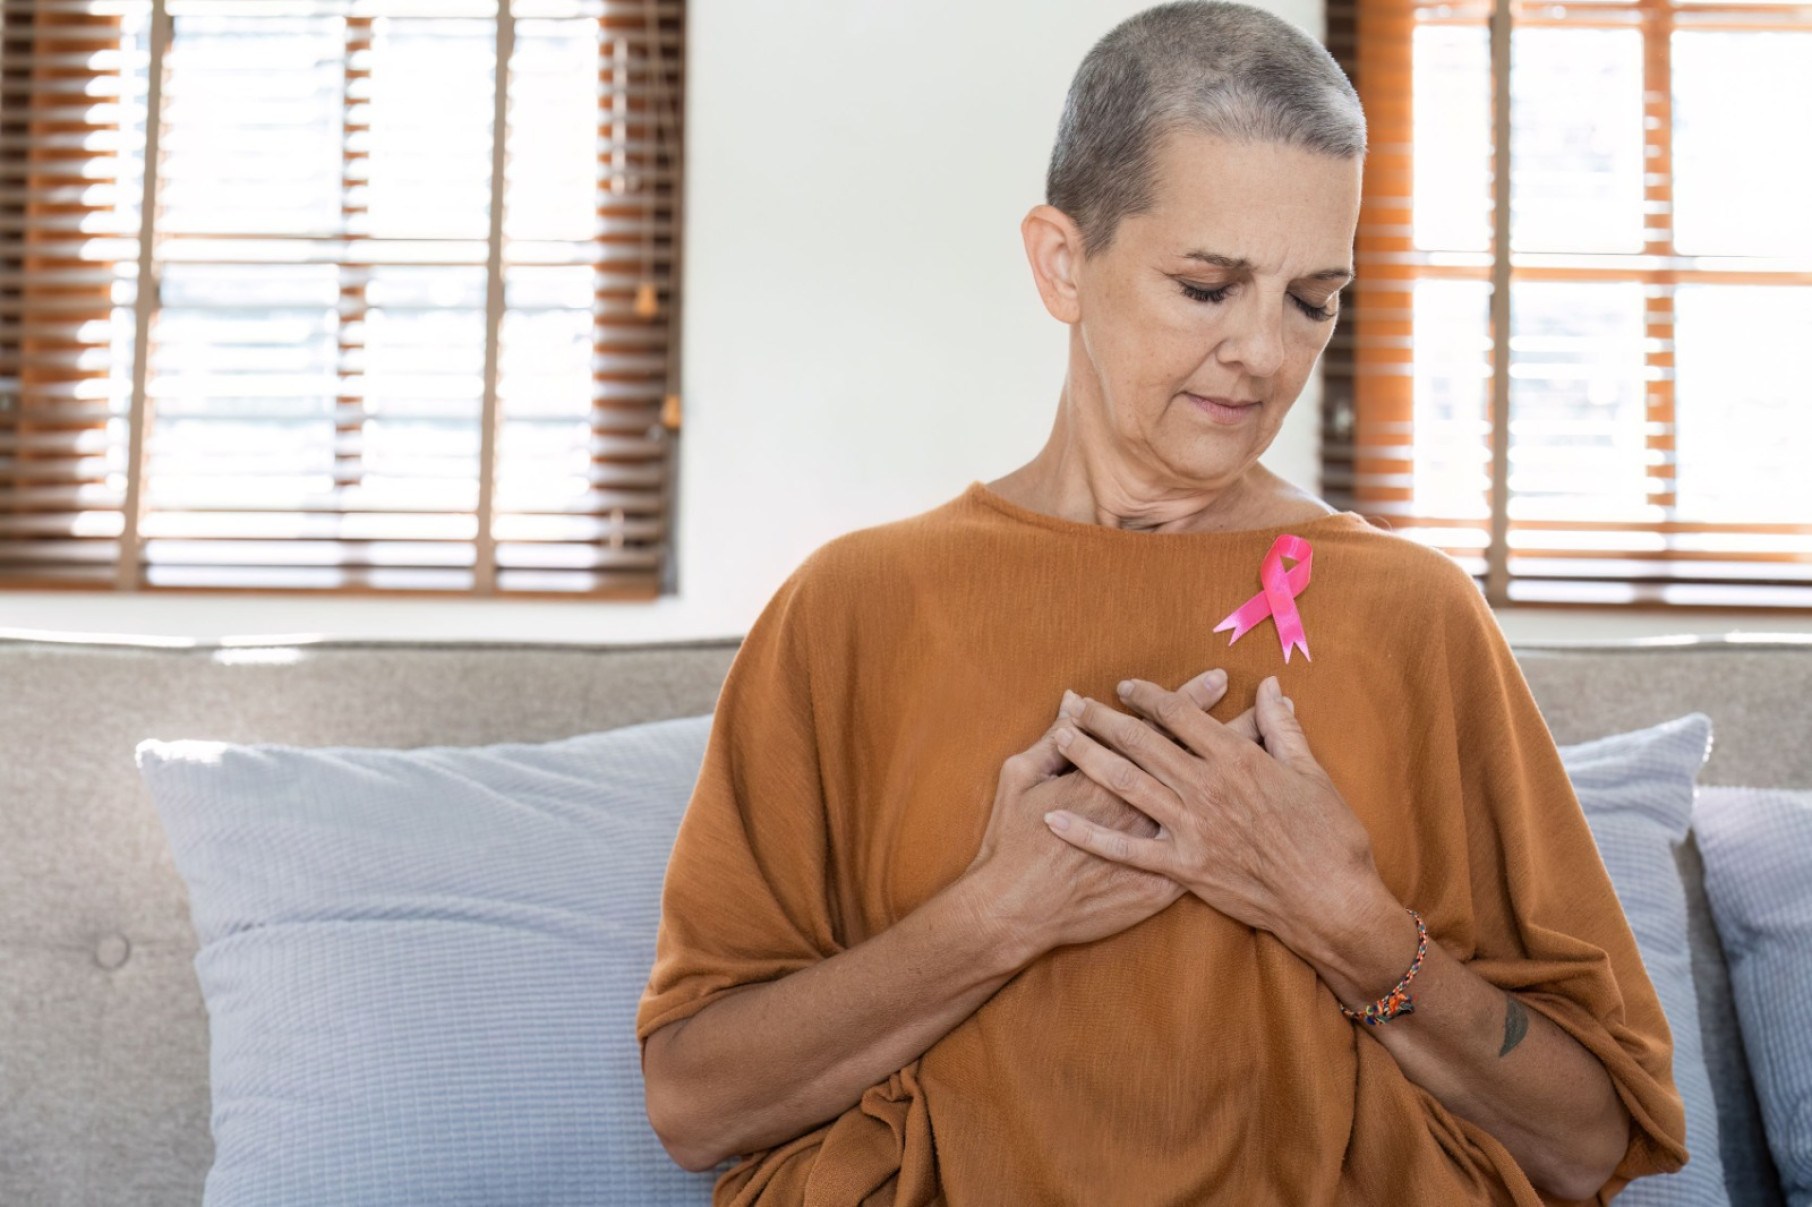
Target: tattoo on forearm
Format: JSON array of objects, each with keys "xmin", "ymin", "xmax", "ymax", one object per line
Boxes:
[{"xmin": 1498, "ymin": 994, "xmax": 1529, "ymax": 1057}]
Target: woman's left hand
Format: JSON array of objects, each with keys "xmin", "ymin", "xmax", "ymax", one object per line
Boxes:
[{"xmin": 1046, "ymin": 674, "xmax": 1384, "ymax": 948}]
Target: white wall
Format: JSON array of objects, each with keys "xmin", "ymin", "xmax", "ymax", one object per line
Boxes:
[{"xmin": 2, "ymin": 0, "xmax": 1804, "ymax": 646}]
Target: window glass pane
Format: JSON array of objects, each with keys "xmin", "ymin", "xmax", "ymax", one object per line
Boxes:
[
  {"xmin": 366, "ymin": 17, "xmax": 494, "ymax": 241},
  {"xmin": 498, "ymin": 266, "xmax": 596, "ymax": 538},
  {"xmin": 1673, "ymin": 31, "xmax": 1812, "ymax": 257},
  {"xmin": 143, "ymin": 263, "xmax": 340, "ymax": 522},
  {"xmin": 1413, "ymin": 24, "xmax": 1490, "ymax": 253},
  {"xmin": 505, "ymin": 18, "xmax": 597, "ymax": 244},
  {"xmin": 496, "ymin": 13, "xmax": 609, "ymax": 546},
  {"xmin": 1674, "ymin": 285, "xmax": 1812, "ymax": 522},
  {"xmin": 1506, "ymin": 282, "xmax": 1649, "ymax": 522},
  {"xmin": 360, "ymin": 265, "xmax": 486, "ymax": 516},
  {"xmin": 160, "ymin": 16, "xmax": 343, "ymax": 236},
  {"xmin": 1510, "ymin": 28, "xmax": 1645, "ymax": 254},
  {"xmin": 1412, "ymin": 280, "xmax": 1493, "ymax": 521}
]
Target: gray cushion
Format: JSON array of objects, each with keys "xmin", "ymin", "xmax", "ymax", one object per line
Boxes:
[
  {"xmin": 1677, "ymin": 830, "xmax": 1788, "ymax": 1207},
  {"xmin": 135, "ymin": 716, "xmax": 725, "ymax": 1206},
  {"xmin": 1559, "ymin": 712, "xmax": 1728, "ymax": 1205},
  {"xmin": 1692, "ymin": 787, "xmax": 1812, "ymax": 1207}
]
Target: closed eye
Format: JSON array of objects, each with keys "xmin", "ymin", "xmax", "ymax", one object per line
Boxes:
[{"xmin": 1179, "ymin": 281, "xmax": 1338, "ymax": 322}]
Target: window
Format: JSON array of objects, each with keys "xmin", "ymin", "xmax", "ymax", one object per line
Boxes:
[
  {"xmin": 1321, "ymin": 0, "xmax": 1811, "ymax": 610},
  {"xmin": 0, "ymin": 0, "xmax": 682, "ymax": 597}
]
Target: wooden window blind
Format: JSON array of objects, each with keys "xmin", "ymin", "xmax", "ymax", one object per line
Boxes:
[
  {"xmin": 0, "ymin": 0, "xmax": 683, "ymax": 597},
  {"xmin": 1321, "ymin": 0, "xmax": 1812, "ymax": 611}
]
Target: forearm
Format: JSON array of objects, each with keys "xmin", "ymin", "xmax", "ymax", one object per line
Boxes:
[
  {"xmin": 655, "ymin": 874, "xmax": 1033, "ymax": 1171},
  {"xmin": 1287, "ymin": 881, "xmax": 1632, "ymax": 1202}
]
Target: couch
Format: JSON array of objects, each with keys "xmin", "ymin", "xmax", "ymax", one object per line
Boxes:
[{"xmin": 1, "ymin": 629, "xmax": 1804, "ymax": 1206}]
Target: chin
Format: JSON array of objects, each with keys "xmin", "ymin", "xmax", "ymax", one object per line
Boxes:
[{"xmin": 1168, "ymin": 448, "xmax": 1263, "ymax": 476}]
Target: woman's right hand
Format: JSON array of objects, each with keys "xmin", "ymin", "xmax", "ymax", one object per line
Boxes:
[{"xmin": 962, "ymin": 667, "xmax": 1258, "ymax": 959}]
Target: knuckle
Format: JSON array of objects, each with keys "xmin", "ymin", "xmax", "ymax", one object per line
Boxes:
[
  {"xmin": 1109, "ymin": 760, "xmax": 1139, "ymax": 794},
  {"xmin": 1002, "ymin": 753, "xmax": 1033, "ymax": 783},
  {"xmin": 1116, "ymin": 720, "xmax": 1147, "ymax": 756}
]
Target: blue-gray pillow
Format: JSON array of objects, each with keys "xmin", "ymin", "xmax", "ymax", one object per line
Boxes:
[
  {"xmin": 135, "ymin": 717, "xmax": 731, "ymax": 1207},
  {"xmin": 1692, "ymin": 785, "xmax": 1812, "ymax": 1207},
  {"xmin": 1557, "ymin": 712, "xmax": 1727, "ymax": 1206}
]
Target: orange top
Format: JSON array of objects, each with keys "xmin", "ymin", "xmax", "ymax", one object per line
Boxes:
[{"xmin": 636, "ymin": 479, "xmax": 1689, "ymax": 1206}]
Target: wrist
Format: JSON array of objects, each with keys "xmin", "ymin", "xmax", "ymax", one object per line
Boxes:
[
  {"xmin": 1297, "ymin": 879, "xmax": 1423, "ymax": 1010},
  {"xmin": 945, "ymin": 869, "xmax": 1044, "ymax": 976}
]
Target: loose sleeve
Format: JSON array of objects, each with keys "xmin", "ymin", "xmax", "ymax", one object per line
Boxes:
[
  {"xmin": 1435, "ymin": 568, "xmax": 1690, "ymax": 1202},
  {"xmin": 635, "ymin": 553, "xmax": 847, "ymax": 1052}
]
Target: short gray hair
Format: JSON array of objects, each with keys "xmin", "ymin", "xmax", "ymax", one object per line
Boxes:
[{"xmin": 1045, "ymin": 0, "xmax": 1367, "ymax": 260}]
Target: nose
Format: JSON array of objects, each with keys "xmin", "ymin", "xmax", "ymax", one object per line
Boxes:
[{"xmin": 1213, "ymin": 290, "xmax": 1288, "ymax": 379}]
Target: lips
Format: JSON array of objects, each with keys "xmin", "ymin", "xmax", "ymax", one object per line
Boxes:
[
  {"xmin": 1186, "ymin": 393, "xmax": 1260, "ymax": 408},
  {"xmin": 1186, "ymin": 392, "xmax": 1264, "ymax": 425}
]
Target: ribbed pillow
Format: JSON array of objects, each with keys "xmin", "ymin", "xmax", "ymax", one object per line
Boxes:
[
  {"xmin": 1558, "ymin": 712, "xmax": 1728, "ymax": 1206},
  {"xmin": 136, "ymin": 718, "xmax": 727, "ymax": 1207},
  {"xmin": 1692, "ymin": 786, "xmax": 1812, "ymax": 1207}
]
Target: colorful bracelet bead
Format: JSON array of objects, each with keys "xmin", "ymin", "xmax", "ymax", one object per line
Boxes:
[{"xmin": 1339, "ymin": 907, "xmax": 1428, "ymax": 1027}]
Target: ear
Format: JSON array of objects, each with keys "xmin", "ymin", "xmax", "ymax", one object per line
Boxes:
[{"xmin": 1020, "ymin": 203, "xmax": 1084, "ymax": 325}]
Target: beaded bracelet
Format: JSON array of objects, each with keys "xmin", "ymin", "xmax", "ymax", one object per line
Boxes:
[{"xmin": 1338, "ymin": 907, "xmax": 1428, "ymax": 1027}]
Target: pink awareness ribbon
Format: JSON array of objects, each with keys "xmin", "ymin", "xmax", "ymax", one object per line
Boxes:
[{"xmin": 1212, "ymin": 533, "xmax": 1313, "ymax": 664}]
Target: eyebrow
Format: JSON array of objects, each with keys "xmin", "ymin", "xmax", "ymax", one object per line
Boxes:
[{"xmin": 1180, "ymin": 249, "xmax": 1355, "ymax": 285}]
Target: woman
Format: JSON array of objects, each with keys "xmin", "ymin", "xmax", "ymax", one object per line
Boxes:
[{"xmin": 637, "ymin": 2, "xmax": 1690, "ymax": 1203}]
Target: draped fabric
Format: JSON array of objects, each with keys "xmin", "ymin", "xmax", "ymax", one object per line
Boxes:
[{"xmin": 636, "ymin": 480, "xmax": 1689, "ymax": 1206}]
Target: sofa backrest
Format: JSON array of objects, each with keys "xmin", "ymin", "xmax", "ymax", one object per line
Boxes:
[{"xmin": 1, "ymin": 632, "xmax": 1805, "ymax": 1207}]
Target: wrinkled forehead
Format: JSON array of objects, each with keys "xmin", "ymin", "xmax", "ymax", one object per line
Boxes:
[{"xmin": 1136, "ymin": 131, "xmax": 1362, "ymax": 272}]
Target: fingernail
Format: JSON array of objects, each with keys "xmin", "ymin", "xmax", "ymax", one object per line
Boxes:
[
  {"xmin": 1206, "ymin": 668, "xmax": 1227, "ymax": 685},
  {"xmin": 1044, "ymin": 811, "xmax": 1070, "ymax": 831},
  {"xmin": 1061, "ymin": 689, "xmax": 1080, "ymax": 716},
  {"xmin": 1284, "ymin": 696, "xmax": 1295, "ymax": 714}
]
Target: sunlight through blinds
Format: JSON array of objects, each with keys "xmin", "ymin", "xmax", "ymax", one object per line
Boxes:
[
  {"xmin": 1320, "ymin": 0, "xmax": 1812, "ymax": 611},
  {"xmin": 0, "ymin": 0, "xmax": 683, "ymax": 596}
]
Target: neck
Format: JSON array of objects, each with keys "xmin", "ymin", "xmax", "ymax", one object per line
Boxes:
[{"xmin": 991, "ymin": 389, "xmax": 1271, "ymax": 535}]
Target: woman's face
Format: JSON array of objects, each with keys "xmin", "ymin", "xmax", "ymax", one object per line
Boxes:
[{"xmin": 1027, "ymin": 129, "xmax": 1362, "ymax": 490}]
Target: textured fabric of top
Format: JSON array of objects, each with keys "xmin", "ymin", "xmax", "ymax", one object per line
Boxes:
[
  {"xmin": 1692, "ymin": 786, "xmax": 1812, "ymax": 1207},
  {"xmin": 136, "ymin": 716, "xmax": 728, "ymax": 1207},
  {"xmin": 635, "ymin": 479, "xmax": 1691, "ymax": 1206},
  {"xmin": 1557, "ymin": 714, "xmax": 1727, "ymax": 1206}
]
